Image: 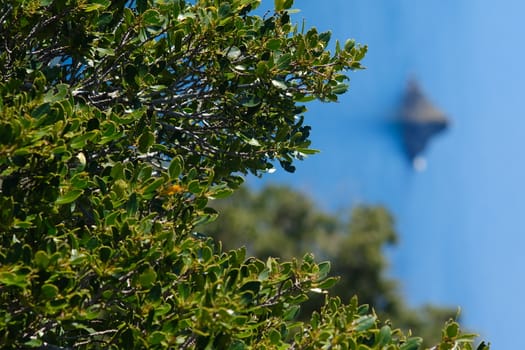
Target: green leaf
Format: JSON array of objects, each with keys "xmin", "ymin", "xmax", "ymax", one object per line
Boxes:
[
  {"xmin": 208, "ymin": 188, "xmax": 233, "ymax": 200},
  {"xmin": 139, "ymin": 267, "xmax": 157, "ymax": 289},
  {"xmin": 331, "ymin": 82, "xmax": 349, "ymax": 94},
  {"xmin": 228, "ymin": 341, "xmax": 247, "ymax": 350},
  {"xmin": 194, "ymin": 196, "xmax": 208, "ymax": 209},
  {"xmin": 266, "ymin": 39, "xmax": 281, "ymax": 50},
  {"xmin": 241, "ymin": 96, "xmax": 261, "ymax": 107},
  {"xmin": 168, "ymin": 157, "xmax": 183, "ymax": 179},
  {"xmin": 258, "ymin": 269, "xmax": 269, "ymax": 281},
  {"xmin": 276, "ymin": 53, "xmax": 292, "ymax": 70},
  {"xmin": 399, "ymin": 337, "xmax": 423, "ymax": 350},
  {"xmin": 0, "ymin": 271, "xmax": 30, "ymax": 288},
  {"xmin": 138, "ymin": 131, "xmax": 154, "ymax": 153},
  {"xmin": 376, "ymin": 326, "xmax": 392, "ymax": 347},
  {"xmin": 344, "ymin": 39, "xmax": 356, "ymax": 51},
  {"xmin": 357, "ymin": 304, "xmax": 369, "ymax": 315},
  {"xmin": 82, "ymin": 0, "xmax": 110, "ymax": 12},
  {"xmin": 99, "ymin": 246, "xmax": 113, "ymax": 262},
  {"xmin": 353, "ymin": 315, "xmax": 376, "ymax": 332},
  {"xmin": 295, "ymin": 94, "xmax": 316, "ymax": 102},
  {"xmin": 149, "ymin": 331, "xmax": 166, "ymax": 345},
  {"xmin": 240, "ymin": 280, "xmax": 261, "ymax": 294},
  {"xmin": 256, "ymin": 61, "xmax": 269, "ymax": 76},
  {"xmin": 126, "ymin": 193, "xmax": 139, "ymax": 215},
  {"xmin": 69, "ymin": 249, "xmax": 87, "ymax": 265},
  {"xmin": 446, "ymin": 321, "xmax": 460, "ymax": 338},
  {"xmin": 317, "ymin": 261, "xmax": 331, "ymax": 279},
  {"xmin": 43, "ymin": 84, "xmax": 68, "ymax": 103},
  {"xmin": 70, "ymin": 131, "xmax": 97, "ymax": 149},
  {"xmin": 56, "ymin": 189, "xmax": 82, "ymax": 205},
  {"xmin": 271, "ymin": 80, "xmax": 287, "ymax": 90},
  {"xmin": 296, "ymin": 148, "xmax": 319, "ymax": 155},
  {"xmin": 188, "ymin": 180, "xmax": 204, "ymax": 194},
  {"xmin": 274, "ymin": 0, "xmax": 293, "ymax": 11},
  {"xmin": 218, "ymin": 3, "xmax": 232, "ymax": 17},
  {"xmin": 247, "ymin": 138, "xmax": 260, "ymax": 147},
  {"xmin": 31, "ymin": 103, "xmax": 50, "ymax": 119},
  {"xmin": 13, "ymin": 218, "xmax": 34, "ymax": 229},
  {"xmin": 142, "ymin": 9, "xmax": 162, "ymax": 26},
  {"xmin": 110, "ymin": 162, "xmax": 125, "ymax": 180},
  {"xmin": 143, "ymin": 178, "xmax": 164, "ymax": 195},
  {"xmin": 95, "ymin": 47, "xmax": 115, "ymax": 57},
  {"xmin": 23, "ymin": 339, "xmax": 43, "ymax": 348},
  {"xmin": 178, "ymin": 283, "xmax": 190, "ymax": 300},
  {"xmin": 171, "ymin": 30, "xmax": 184, "ymax": 52},
  {"xmin": 283, "ymin": 305, "xmax": 300, "ymax": 321},
  {"xmin": 268, "ymin": 329, "xmax": 281, "ymax": 344},
  {"xmin": 41, "ymin": 284, "xmax": 59, "ymax": 298},
  {"xmin": 193, "ymin": 208, "xmax": 218, "ymax": 226},
  {"xmin": 198, "ymin": 245, "xmax": 213, "ymax": 262},
  {"xmin": 319, "ymin": 31, "xmax": 332, "ymax": 45},
  {"xmin": 34, "ymin": 251, "xmax": 50, "ymax": 268},
  {"xmin": 316, "ymin": 276, "xmax": 338, "ymax": 290}
]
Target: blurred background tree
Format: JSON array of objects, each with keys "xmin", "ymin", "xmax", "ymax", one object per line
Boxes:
[{"xmin": 204, "ymin": 184, "xmax": 457, "ymax": 346}]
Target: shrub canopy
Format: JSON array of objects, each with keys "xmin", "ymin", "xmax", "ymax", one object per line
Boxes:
[{"xmin": 0, "ymin": 0, "xmax": 487, "ymax": 349}]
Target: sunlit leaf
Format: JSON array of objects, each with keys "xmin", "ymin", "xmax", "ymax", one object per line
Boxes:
[
  {"xmin": 226, "ymin": 46, "xmax": 242, "ymax": 60},
  {"xmin": 56, "ymin": 190, "xmax": 82, "ymax": 205},
  {"xmin": 271, "ymin": 80, "xmax": 287, "ymax": 90}
]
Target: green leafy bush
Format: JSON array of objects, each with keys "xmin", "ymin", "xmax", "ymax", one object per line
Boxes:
[{"xmin": 0, "ymin": 0, "xmax": 487, "ymax": 348}]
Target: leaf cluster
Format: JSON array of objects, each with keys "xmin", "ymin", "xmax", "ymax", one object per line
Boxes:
[{"xmin": 1, "ymin": 0, "xmax": 366, "ymax": 178}]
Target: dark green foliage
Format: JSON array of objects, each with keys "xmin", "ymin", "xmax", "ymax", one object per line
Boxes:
[{"xmin": 0, "ymin": 0, "xmax": 486, "ymax": 348}]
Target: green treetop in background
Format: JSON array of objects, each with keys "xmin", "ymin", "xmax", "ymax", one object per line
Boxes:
[
  {"xmin": 0, "ymin": 0, "xmax": 487, "ymax": 348},
  {"xmin": 205, "ymin": 185, "xmax": 466, "ymax": 347}
]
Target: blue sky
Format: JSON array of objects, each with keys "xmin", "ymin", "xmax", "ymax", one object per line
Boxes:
[{"xmin": 251, "ymin": 1, "xmax": 525, "ymax": 348}]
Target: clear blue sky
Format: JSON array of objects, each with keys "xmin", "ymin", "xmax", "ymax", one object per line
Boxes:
[{"xmin": 252, "ymin": 1, "xmax": 525, "ymax": 348}]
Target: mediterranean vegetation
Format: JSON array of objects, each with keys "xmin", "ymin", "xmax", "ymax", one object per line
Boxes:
[{"xmin": 0, "ymin": 0, "xmax": 488, "ymax": 348}]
